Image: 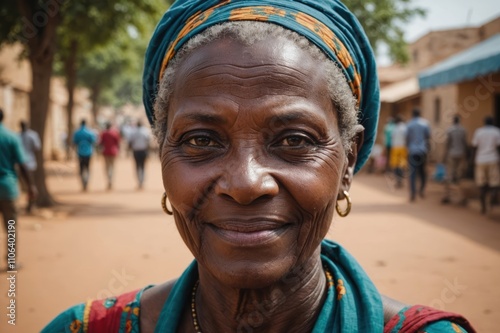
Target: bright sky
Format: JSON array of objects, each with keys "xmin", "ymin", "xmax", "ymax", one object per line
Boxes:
[{"xmin": 378, "ymin": 0, "xmax": 500, "ymax": 64}]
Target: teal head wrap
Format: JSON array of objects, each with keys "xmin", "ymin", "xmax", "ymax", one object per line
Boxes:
[{"xmin": 143, "ymin": 0, "xmax": 379, "ymax": 172}]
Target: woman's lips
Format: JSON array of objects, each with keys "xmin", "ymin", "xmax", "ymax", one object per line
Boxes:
[{"xmin": 207, "ymin": 220, "xmax": 290, "ymax": 247}]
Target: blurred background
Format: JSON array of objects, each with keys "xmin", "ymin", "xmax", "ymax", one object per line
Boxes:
[{"xmin": 0, "ymin": 0, "xmax": 499, "ymax": 332}]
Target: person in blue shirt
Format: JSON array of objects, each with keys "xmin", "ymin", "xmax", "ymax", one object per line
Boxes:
[
  {"xmin": 73, "ymin": 119, "xmax": 97, "ymax": 191},
  {"xmin": 406, "ymin": 109, "xmax": 431, "ymax": 202},
  {"xmin": 0, "ymin": 108, "xmax": 37, "ymax": 271}
]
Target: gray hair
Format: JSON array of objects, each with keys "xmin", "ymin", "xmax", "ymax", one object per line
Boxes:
[{"xmin": 153, "ymin": 21, "xmax": 359, "ymax": 152}]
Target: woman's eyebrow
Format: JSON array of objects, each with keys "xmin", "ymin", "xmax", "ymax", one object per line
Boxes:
[
  {"xmin": 270, "ymin": 111, "xmax": 309, "ymax": 123},
  {"xmin": 174, "ymin": 112, "xmax": 228, "ymax": 125},
  {"xmin": 266, "ymin": 111, "xmax": 328, "ymax": 134}
]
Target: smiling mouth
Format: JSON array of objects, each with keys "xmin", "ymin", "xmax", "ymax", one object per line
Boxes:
[{"xmin": 207, "ymin": 220, "xmax": 291, "ymax": 246}]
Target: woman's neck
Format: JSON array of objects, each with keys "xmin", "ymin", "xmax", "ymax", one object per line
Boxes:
[{"xmin": 195, "ymin": 253, "xmax": 327, "ymax": 333}]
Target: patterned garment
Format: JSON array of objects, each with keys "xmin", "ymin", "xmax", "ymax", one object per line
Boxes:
[
  {"xmin": 384, "ymin": 305, "xmax": 475, "ymax": 333},
  {"xmin": 143, "ymin": 0, "xmax": 379, "ymax": 173},
  {"xmin": 42, "ymin": 287, "xmax": 148, "ymax": 333},
  {"xmin": 41, "ymin": 241, "xmax": 476, "ymax": 333}
]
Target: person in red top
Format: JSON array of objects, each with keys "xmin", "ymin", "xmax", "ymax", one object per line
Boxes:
[{"xmin": 99, "ymin": 122, "xmax": 121, "ymax": 190}]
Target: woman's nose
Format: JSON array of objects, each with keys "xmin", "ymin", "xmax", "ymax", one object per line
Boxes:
[{"xmin": 214, "ymin": 152, "xmax": 279, "ymax": 205}]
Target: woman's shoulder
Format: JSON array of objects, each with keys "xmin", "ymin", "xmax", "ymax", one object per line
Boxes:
[
  {"xmin": 138, "ymin": 279, "xmax": 177, "ymax": 333},
  {"xmin": 41, "ymin": 302, "xmax": 88, "ymax": 333},
  {"xmin": 384, "ymin": 305, "xmax": 476, "ymax": 333},
  {"xmin": 41, "ymin": 285, "xmax": 155, "ymax": 333}
]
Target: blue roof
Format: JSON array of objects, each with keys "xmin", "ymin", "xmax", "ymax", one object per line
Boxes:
[{"xmin": 419, "ymin": 33, "xmax": 500, "ymax": 89}]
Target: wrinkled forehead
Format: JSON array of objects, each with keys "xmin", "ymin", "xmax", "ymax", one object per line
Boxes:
[
  {"xmin": 165, "ymin": 35, "xmax": 338, "ymax": 136},
  {"xmin": 172, "ymin": 35, "xmax": 329, "ymax": 101}
]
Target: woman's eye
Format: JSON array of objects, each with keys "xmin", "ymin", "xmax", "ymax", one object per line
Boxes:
[
  {"xmin": 188, "ymin": 136, "xmax": 217, "ymax": 147},
  {"xmin": 280, "ymin": 136, "xmax": 311, "ymax": 147}
]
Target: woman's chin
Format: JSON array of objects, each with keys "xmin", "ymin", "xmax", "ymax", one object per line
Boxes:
[
  {"xmin": 196, "ymin": 226, "xmax": 299, "ymax": 288},
  {"xmin": 200, "ymin": 256, "xmax": 296, "ymax": 290}
]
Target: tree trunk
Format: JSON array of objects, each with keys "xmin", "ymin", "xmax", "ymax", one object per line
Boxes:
[
  {"xmin": 30, "ymin": 52, "xmax": 57, "ymax": 207},
  {"xmin": 18, "ymin": 0, "xmax": 60, "ymax": 207},
  {"xmin": 91, "ymin": 85, "xmax": 101, "ymax": 125},
  {"xmin": 64, "ymin": 39, "xmax": 78, "ymax": 160}
]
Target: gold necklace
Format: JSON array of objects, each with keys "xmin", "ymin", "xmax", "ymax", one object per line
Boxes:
[
  {"xmin": 191, "ymin": 267, "xmax": 334, "ymax": 333},
  {"xmin": 191, "ymin": 280, "xmax": 202, "ymax": 333}
]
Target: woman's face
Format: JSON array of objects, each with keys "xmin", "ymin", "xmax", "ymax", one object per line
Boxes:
[{"xmin": 161, "ymin": 35, "xmax": 351, "ymax": 288}]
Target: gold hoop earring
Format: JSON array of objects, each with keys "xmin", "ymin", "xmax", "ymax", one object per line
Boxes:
[
  {"xmin": 161, "ymin": 192, "xmax": 173, "ymax": 215},
  {"xmin": 336, "ymin": 190, "xmax": 352, "ymax": 218}
]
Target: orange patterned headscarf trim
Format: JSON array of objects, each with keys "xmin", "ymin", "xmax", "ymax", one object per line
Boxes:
[{"xmin": 157, "ymin": 3, "xmax": 362, "ymax": 103}]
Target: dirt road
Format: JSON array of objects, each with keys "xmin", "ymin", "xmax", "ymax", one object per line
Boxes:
[{"xmin": 0, "ymin": 156, "xmax": 498, "ymax": 332}]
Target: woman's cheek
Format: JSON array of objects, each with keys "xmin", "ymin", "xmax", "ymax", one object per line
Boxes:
[
  {"xmin": 162, "ymin": 153, "xmax": 219, "ymax": 256},
  {"xmin": 291, "ymin": 149, "xmax": 344, "ymax": 250},
  {"xmin": 173, "ymin": 214, "xmax": 202, "ymax": 256},
  {"xmin": 288, "ymin": 164, "xmax": 342, "ymax": 214}
]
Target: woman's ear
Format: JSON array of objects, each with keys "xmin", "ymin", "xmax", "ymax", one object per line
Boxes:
[{"xmin": 338, "ymin": 125, "xmax": 364, "ymax": 200}]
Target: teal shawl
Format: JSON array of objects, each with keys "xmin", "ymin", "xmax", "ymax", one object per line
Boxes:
[
  {"xmin": 154, "ymin": 239, "xmax": 384, "ymax": 332},
  {"xmin": 143, "ymin": 0, "xmax": 380, "ymax": 173}
]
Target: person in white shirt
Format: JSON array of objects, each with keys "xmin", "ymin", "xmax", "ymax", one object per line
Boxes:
[
  {"xmin": 120, "ymin": 120, "xmax": 134, "ymax": 157},
  {"xmin": 390, "ymin": 116, "xmax": 407, "ymax": 188},
  {"xmin": 471, "ymin": 116, "xmax": 500, "ymax": 214},
  {"xmin": 19, "ymin": 121, "xmax": 41, "ymax": 213},
  {"xmin": 129, "ymin": 120, "xmax": 150, "ymax": 189}
]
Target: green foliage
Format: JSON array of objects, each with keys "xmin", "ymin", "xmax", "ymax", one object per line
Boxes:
[
  {"xmin": 78, "ymin": 28, "xmax": 145, "ymax": 106},
  {"xmin": 342, "ymin": 0, "xmax": 426, "ymax": 64},
  {"xmin": 58, "ymin": 0, "xmax": 166, "ymax": 59},
  {"xmin": 59, "ymin": 0, "xmax": 169, "ymax": 108},
  {"xmin": 0, "ymin": 1, "xmax": 22, "ymax": 45}
]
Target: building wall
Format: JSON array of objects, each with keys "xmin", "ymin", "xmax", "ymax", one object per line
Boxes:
[
  {"xmin": 1, "ymin": 87, "xmax": 29, "ymax": 131},
  {"xmin": 0, "ymin": 44, "xmax": 31, "ymax": 92},
  {"xmin": 381, "ymin": 16, "xmax": 500, "ymax": 163},
  {"xmin": 420, "ymin": 72, "xmax": 500, "ymax": 160},
  {"xmin": 409, "ymin": 28, "xmax": 480, "ymax": 71},
  {"xmin": 480, "ymin": 17, "xmax": 500, "ymax": 40},
  {"xmin": 395, "ymin": 97, "xmax": 420, "ymax": 122},
  {"xmin": 0, "ymin": 44, "xmax": 92, "ymax": 160},
  {"xmin": 378, "ymin": 65, "xmax": 415, "ymax": 88},
  {"xmin": 456, "ymin": 72, "xmax": 500, "ymax": 141},
  {"xmin": 45, "ymin": 101, "xmax": 68, "ymax": 160},
  {"xmin": 420, "ymin": 84, "xmax": 459, "ymax": 161},
  {"xmin": 376, "ymin": 97, "xmax": 420, "ymax": 146},
  {"xmin": 0, "ymin": 44, "xmax": 31, "ymax": 131},
  {"xmin": 408, "ymin": 17, "xmax": 500, "ymax": 73}
]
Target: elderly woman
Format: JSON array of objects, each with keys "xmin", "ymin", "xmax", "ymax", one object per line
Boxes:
[{"xmin": 43, "ymin": 1, "xmax": 476, "ymax": 332}]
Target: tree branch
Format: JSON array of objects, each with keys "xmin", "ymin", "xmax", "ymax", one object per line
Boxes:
[
  {"xmin": 16, "ymin": 0, "xmax": 36, "ymax": 51},
  {"xmin": 34, "ymin": 11, "xmax": 61, "ymax": 61},
  {"xmin": 16, "ymin": 0, "xmax": 32, "ymax": 19}
]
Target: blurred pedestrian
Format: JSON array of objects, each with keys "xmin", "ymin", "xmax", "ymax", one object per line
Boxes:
[
  {"xmin": 471, "ymin": 116, "xmax": 500, "ymax": 214},
  {"xmin": 129, "ymin": 120, "xmax": 150, "ymax": 190},
  {"xmin": 18, "ymin": 120, "xmax": 41, "ymax": 213},
  {"xmin": 383, "ymin": 117, "xmax": 395, "ymax": 172},
  {"xmin": 442, "ymin": 115, "xmax": 468, "ymax": 204},
  {"xmin": 390, "ymin": 116, "xmax": 407, "ymax": 188},
  {"xmin": 73, "ymin": 120, "xmax": 97, "ymax": 192},
  {"xmin": 406, "ymin": 109, "xmax": 431, "ymax": 202},
  {"xmin": 0, "ymin": 109, "xmax": 37, "ymax": 271},
  {"xmin": 99, "ymin": 122, "xmax": 121, "ymax": 190},
  {"xmin": 120, "ymin": 119, "xmax": 134, "ymax": 157}
]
